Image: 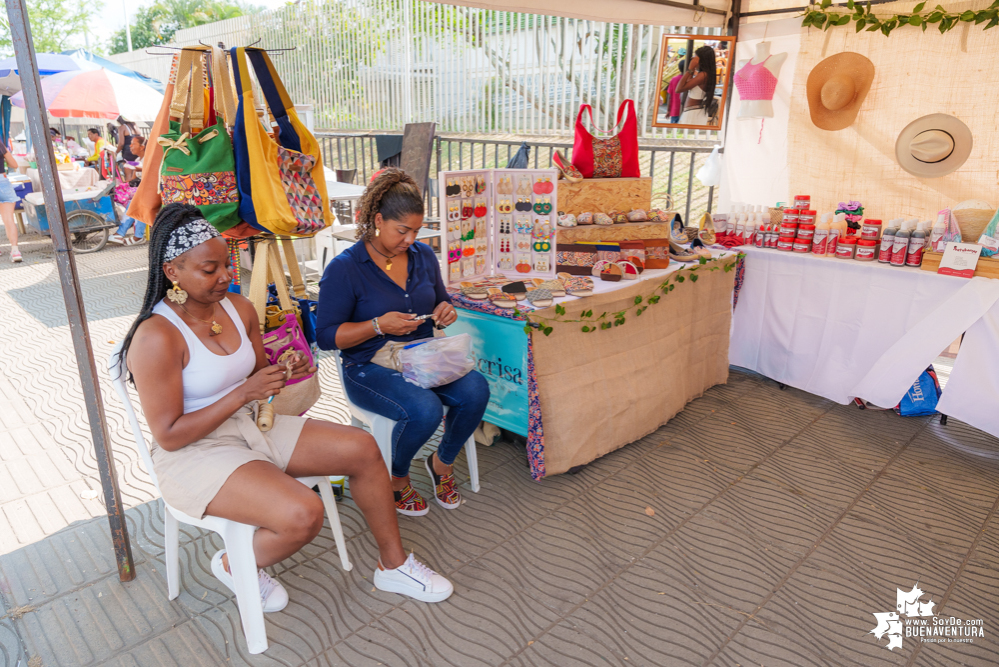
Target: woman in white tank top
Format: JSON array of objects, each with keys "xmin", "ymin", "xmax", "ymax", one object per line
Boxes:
[{"xmin": 119, "ymin": 205, "xmax": 453, "ymax": 612}]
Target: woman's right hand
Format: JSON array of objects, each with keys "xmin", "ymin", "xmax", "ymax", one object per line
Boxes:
[
  {"xmin": 377, "ymin": 311, "xmax": 422, "ymax": 336},
  {"xmin": 240, "ymin": 364, "xmax": 289, "ymax": 403}
]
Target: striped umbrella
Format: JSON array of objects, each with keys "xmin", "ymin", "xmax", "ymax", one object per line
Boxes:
[{"xmin": 11, "ymin": 68, "xmax": 164, "ymax": 122}]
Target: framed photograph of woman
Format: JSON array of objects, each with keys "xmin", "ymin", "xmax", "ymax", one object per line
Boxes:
[{"xmin": 653, "ymin": 34, "xmax": 735, "ymax": 131}]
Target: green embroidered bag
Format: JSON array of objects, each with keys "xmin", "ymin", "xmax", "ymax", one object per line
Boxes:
[{"xmin": 158, "ymin": 48, "xmax": 241, "ymax": 233}]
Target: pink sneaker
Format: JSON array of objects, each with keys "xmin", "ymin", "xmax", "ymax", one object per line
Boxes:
[{"xmin": 10, "ymin": 247, "xmax": 21, "ymax": 263}]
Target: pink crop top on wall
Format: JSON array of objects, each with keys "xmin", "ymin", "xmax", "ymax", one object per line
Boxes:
[{"xmin": 734, "ymin": 55, "xmax": 778, "ymax": 101}]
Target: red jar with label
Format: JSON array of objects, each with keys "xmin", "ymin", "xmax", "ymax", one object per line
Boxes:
[
  {"xmin": 797, "ymin": 210, "xmax": 816, "ymax": 226},
  {"xmin": 836, "ymin": 236, "xmax": 858, "ymax": 259},
  {"xmin": 781, "ymin": 209, "xmax": 800, "ymax": 225},
  {"xmin": 777, "ymin": 236, "xmax": 795, "ymax": 252},
  {"xmin": 796, "ymin": 224, "xmax": 815, "ymax": 241},
  {"xmin": 794, "ymin": 195, "xmax": 810, "ymax": 210},
  {"xmin": 861, "ymin": 219, "xmax": 882, "ymax": 241},
  {"xmin": 855, "ymin": 238, "xmax": 877, "ymax": 261},
  {"xmin": 792, "ymin": 240, "xmax": 811, "ymax": 253},
  {"xmin": 780, "ymin": 222, "xmax": 799, "ymax": 237}
]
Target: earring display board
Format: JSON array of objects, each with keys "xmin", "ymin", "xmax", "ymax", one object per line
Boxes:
[{"xmin": 440, "ymin": 168, "xmax": 558, "ymax": 285}]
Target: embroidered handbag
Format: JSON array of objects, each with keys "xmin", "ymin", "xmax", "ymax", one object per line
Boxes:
[
  {"xmin": 230, "ymin": 47, "xmax": 331, "ymax": 237},
  {"xmin": 555, "ymin": 243, "xmax": 598, "ymax": 276},
  {"xmin": 249, "ymin": 239, "xmax": 321, "ymax": 416},
  {"xmin": 158, "ymin": 49, "xmax": 241, "ymax": 233},
  {"xmin": 643, "ymin": 239, "xmax": 672, "ymax": 269},
  {"xmin": 571, "ymin": 100, "xmax": 640, "ymax": 179}
]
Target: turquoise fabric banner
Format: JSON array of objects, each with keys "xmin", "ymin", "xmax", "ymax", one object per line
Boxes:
[{"xmin": 450, "ymin": 308, "xmax": 529, "ymax": 436}]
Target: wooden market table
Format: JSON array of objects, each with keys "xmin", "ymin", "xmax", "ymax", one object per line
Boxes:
[{"xmin": 448, "ymin": 251, "xmax": 740, "ymax": 479}]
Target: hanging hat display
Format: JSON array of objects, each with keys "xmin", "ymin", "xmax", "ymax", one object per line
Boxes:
[
  {"xmin": 806, "ymin": 52, "xmax": 875, "ymax": 131},
  {"xmin": 894, "ymin": 114, "xmax": 973, "ymax": 178}
]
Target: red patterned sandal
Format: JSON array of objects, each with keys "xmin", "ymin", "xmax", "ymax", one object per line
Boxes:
[
  {"xmin": 425, "ymin": 454, "xmax": 462, "ymax": 510},
  {"xmin": 553, "ymin": 150, "xmax": 583, "ymax": 183},
  {"xmin": 394, "ymin": 483, "xmax": 430, "ymax": 517}
]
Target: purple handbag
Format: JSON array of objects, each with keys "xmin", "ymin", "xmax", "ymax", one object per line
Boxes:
[{"xmin": 251, "ymin": 239, "xmax": 320, "ymax": 415}]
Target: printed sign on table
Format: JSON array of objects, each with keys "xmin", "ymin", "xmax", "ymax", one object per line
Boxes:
[{"xmin": 937, "ymin": 242, "xmax": 982, "ymax": 278}]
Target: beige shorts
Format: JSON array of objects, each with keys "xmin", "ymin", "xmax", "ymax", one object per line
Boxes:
[{"xmin": 151, "ymin": 402, "xmax": 308, "ymax": 519}]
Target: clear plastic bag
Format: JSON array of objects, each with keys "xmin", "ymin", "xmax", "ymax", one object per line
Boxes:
[
  {"xmin": 399, "ymin": 333, "xmax": 475, "ymax": 389},
  {"xmin": 696, "ymin": 146, "xmax": 722, "ymax": 188}
]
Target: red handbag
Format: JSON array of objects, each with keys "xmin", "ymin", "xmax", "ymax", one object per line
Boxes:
[{"xmin": 571, "ymin": 100, "xmax": 640, "ymax": 179}]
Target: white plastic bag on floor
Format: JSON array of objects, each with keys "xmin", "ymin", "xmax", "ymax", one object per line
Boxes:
[
  {"xmin": 399, "ymin": 333, "xmax": 475, "ymax": 388},
  {"xmin": 696, "ymin": 146, "xmax": 722, "ymax": 188}
]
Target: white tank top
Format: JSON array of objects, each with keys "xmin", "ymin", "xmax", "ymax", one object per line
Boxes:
[
  {"xmin": 152, "ymin": 297, "xmax": 257, "ymax": 414},
  {"xmin": 688, "ymin": 84, "xmax": 705, "ymax": 101}
]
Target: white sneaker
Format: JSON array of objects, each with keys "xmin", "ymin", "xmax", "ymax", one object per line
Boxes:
[
  {"xmin": 373, "ymin": 553, "xmax": 453, "ymax": 603},
  {"xmin": 210, "ymin": 550, "xmax": 289, "ymax": 613},
  {"xmin": 108, "ymin": 233, "xmax": 125, "ymax": 245}
]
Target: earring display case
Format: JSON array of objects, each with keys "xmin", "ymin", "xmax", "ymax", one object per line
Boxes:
[{"xmin": 440, "ymin": 168, "xmax": 558, "ymax": 285}]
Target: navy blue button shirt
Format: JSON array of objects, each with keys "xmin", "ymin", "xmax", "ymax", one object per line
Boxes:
[{"xmin": 316, "ymin": 240, "xmax": 451, "ymax": 365}]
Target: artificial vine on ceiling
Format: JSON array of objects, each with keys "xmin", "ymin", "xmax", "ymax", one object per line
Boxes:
[{"xmin": 802, "ymin": 0, "xmax": 999, "ymax": 36}]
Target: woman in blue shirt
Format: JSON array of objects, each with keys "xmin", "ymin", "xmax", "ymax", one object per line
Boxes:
[{"xmin": 317, "ymin": 169, "xmax": 489, "ymax": 517}]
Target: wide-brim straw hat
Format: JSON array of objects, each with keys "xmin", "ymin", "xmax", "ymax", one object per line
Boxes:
[
  {"xmin": 806, "ymin": 52, "xmax": 875, "ymax": 131},
  {"xmin": 894, "ymin": 114, "xmax": 973, "ymax": 178}
]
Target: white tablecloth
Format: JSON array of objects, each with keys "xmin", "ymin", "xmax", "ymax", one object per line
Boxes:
[{"xmin": 730, "ymin": 246, "xmax": 999, "ymax": 439}]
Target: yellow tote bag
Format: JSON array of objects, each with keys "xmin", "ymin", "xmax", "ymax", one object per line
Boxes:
[{"xmin": 230, "ymin": 47, "xmax": 331, "ymax": 237}]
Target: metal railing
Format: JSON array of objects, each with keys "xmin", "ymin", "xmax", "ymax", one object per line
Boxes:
[{"xmin": 316, "ymin": 132, "xmax": 717, "ymax": 225}]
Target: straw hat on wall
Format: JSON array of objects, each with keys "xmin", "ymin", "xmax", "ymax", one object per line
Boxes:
[
  {"xmin": 806, "ymin": 52, "xmax": 875, "ymax": 131},
  {"xmin": 894, "ymin": 114, "xmax": 973, "ymax": 178}
]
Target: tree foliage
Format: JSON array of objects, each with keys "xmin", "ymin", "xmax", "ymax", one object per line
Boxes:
[
  {"xmin": 109, "ymin": 0, "xmax": 263, "ymax": 54},
  {"xmin": 0, "ymin": 0, "xmax": 97, "ymax": 57}
]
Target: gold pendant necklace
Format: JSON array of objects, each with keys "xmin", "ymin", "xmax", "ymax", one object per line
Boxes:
[
  {"xmin": 368, "ymin": 241, "xmax": 397, "ymax": 272},
  {"xmin": 180, "ymin": 303, "xmax": 223, "ymax": 336}
]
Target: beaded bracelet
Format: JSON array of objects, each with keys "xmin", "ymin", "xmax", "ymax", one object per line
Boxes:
[{"xmin": 372, "ymin": 317, "xmax": 383, "ymax": 336}]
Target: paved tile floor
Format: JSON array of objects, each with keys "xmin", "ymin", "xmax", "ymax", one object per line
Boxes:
[{"xmin": 1, "ymin": 233, "xmax": 998, "ymax": 667}]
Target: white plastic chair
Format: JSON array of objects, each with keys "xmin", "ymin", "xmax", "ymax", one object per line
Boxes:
[
  {"xmin": 107, "ymin": 343, "xmax": 352, "ymax": 655},
  {"xmin": 333, "ymin": 354, "xmax": 479, "ymax": 493}
]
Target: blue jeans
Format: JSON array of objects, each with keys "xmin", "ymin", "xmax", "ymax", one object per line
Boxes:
[
  {"xmin": 116, "ymin": 216, "xmax": 146, "ymax": 239},
  {"xmin": 342, "ymin": 362, "xmax": 489, "ymax": 478},
  {"xmin": 669, "ymin": 115, "xmax": 681, "ymax": 124}
]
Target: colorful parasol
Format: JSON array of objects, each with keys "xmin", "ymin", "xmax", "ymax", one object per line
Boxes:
[{"xmin": 11, "ymin": 68, "xmax": 164, "ymax": 122}]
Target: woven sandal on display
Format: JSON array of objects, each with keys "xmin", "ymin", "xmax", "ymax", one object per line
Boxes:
[{"xmin": 552, "ymin": 150, "xmax": 583, "ymax": 183}]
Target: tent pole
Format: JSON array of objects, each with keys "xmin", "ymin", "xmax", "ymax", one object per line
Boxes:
[{"xmin": 4, "ymin": 0, "xmax": 136, "ymax": 583}]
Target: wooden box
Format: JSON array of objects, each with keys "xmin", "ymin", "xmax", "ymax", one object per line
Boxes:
[
  {"xmin": 556, "ymin": 177, "xmax": 652, "ymax": 215},
  {"xmin": 920, "ymin": 252, "xmax": 999, "ymax": 279}
]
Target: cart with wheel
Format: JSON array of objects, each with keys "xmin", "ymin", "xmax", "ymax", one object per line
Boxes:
[{"xmin": 20, "ymin": 178, "xmax": 121, "ymax": 253}]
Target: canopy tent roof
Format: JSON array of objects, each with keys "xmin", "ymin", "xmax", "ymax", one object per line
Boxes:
[
  {"xmin": 425, "ymin": 0, "xmax": 732, "ymax": 28},
  {"xmin": 61, "ymin": 49, "xmax": 165, "ymax": 94}
]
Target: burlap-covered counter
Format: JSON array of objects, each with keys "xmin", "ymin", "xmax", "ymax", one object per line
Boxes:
[
  {"xmin": 555, "ymin": 221, "xmax": 673, "ymax": 243},
  {"xmin": 530, "ymin": 255, "xmax": 736, "ymax": 475}
]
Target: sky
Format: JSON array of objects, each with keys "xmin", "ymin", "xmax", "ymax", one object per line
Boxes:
[{"xmin": 92, "ymin": 0, "xmax": 292, "ymax": 51}]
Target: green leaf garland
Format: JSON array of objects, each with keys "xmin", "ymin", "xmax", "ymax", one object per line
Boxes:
[{"xmin": 802, "ymin": 0, "xmax": 999, "ymax": 35}]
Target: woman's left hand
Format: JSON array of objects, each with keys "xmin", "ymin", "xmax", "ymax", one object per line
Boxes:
[
  {"xmin": 432, "ymin": 301, "xmax": 458, "ymax": 327},
  {"xmin": 287, "ymin": 352, "xmax": 317, "ymax": 380}
]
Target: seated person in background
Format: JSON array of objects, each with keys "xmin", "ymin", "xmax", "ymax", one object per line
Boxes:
[
  {"xmin": 110, "ymin": 136, "xmax": 148, "ymax": 245},
  {"xmin": 123, "ymin": 135, "xmax": 145, "ymax": 182},
  {"xmin": 64, "ymin": 135, "xmax": 88, "ymax": 158},
  {"xmin": 121, "ymin": 204, "xmax": 453, "ymax": 607},
  {"xmin": 316, "ymin": 168, "xmax": 490, "ymax": 517},
  {"xmin": 85, "ymin": 127, "xmax": 109, "ymax": 165}
]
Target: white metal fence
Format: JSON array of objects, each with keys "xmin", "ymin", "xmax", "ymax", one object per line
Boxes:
[{"xmin": 108, "ymin": 0, "xmax": 722, "ymax": 141}]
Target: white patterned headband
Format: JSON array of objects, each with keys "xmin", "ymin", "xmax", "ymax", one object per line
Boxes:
[{"xmin": 164, "ymin": 219, "xmax": 221, "ymax": 262}]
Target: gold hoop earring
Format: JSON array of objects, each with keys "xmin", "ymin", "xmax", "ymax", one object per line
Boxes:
[{"xmin": 167, "ymin": 280, "xmax": 188, "ymax": 305}]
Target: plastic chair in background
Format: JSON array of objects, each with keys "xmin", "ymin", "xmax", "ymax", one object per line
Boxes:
[
  {"xmin": 107, "ymin": 343, "xmax": 353, "ymax": 655},
  {"xmin": 333, "ymin": 354, "xmax": 480, "ymax": 493}
]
